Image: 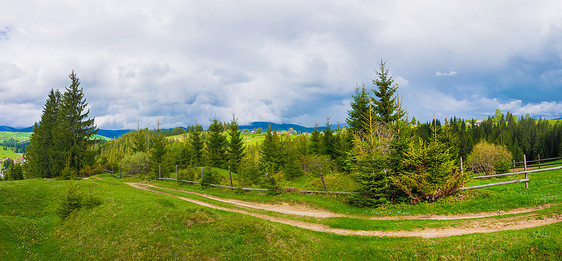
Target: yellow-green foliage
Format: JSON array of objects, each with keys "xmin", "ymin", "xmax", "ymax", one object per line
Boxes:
[{"xmin": 467, "ymin": 141, "xmax": 512, "ymax": 175}]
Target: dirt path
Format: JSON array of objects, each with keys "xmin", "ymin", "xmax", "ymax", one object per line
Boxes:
[
  {"xmin": 143, "ymin": 184, "xmax": 553, "ymax": 220},
  {"xmin": 126, "ymin": 182, "xmax": 562, "ymax": 238}
]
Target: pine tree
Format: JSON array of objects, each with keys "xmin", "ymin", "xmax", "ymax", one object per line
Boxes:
[
  {"xmin": 308, "ymin": 124, "xmax": 322, "ymax": 155},
  {"xmin": 150, "ymin": 123, "xmax": 168, "ymax": 177},
  {"xmin": 346, "ymin": 83, "xmax": 371, "ymax": 133},
  {"xmin": 227, "ymin": 115, "xmax": 245, "ymax": 173},
  {"xmin": 322, "ymin": 119, "xmax": 336, "ymax": 160},
  {"xmin": 25, "ymin": 89, "xmax": 61, "ymax": 178},
  {"xmin": 372, "ymin": 60, "xmax": 399, "ymax": 124},
  {"xmin": 260, "ymin": 128, "xmax": 280, "ymax": 173},
  {"xmin": 207, "ymin": 117, "xmax": 227, "ymax": 168},
  {"xmin": 53, "ymin": 71, "xmax": 98, "ymax": 175},
  {"xmin": 190, "ymin": 124, "xmax": 204, "ymax": 166}
]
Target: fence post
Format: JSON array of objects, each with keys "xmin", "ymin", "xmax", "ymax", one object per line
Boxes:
[
  {"xmin": 159, "ymin": 165, "xmax": 161, "ymax": 179},
  {"xmin": 320, "ymin": 172, "xmax": 328, "ymax": 193},
  {"xmin": 176, "ymin": 165, "xmax": 179, "ymax": 184},
  {"xmin": 201, "ymin": 167, "xmax": 204, "ymax": 182},
  {"xmin": 119, "ymin": 167, "xmax": 121, "ymax": 179},
  {"xmin": 538, "ymin": 155, "xmax": 541, "ymax": 169},
  {"xmin": 513, "ymin": 160, "xmax": 515, "ymax": 173},
  {"xmin": 228, "ymin": 166, "xmax": 233, "ymax": 189},
  {"xmin": 460, "ymin": 157, "xmax": 464, "ymax": 176},
  {"xmin": 523, "ymin": 154, "xmax": 529, "ymax": 188}
]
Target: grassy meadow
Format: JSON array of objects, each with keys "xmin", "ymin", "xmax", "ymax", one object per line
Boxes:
[{"xmin": 1, "ymin": 167, "xmax": 561, "ymax": 260}]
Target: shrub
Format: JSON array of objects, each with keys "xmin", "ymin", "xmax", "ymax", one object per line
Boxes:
[
  {"xmin": 467, "ymin": 141, "xmax": 512, "ymax": 175},
  {"xmin": 201, "ymin": 167, "xmax": 220, "ymax": 187},
  {"xmin": 56, "ymin": 183, "xmax": 102, "ymax": 220},
  {"xmin": 119, "ymin": 152, "xmax": 151, "ymax": 176},
  {"xmin": 4, "ymin": 164, "xmax": 24, "ymax": 181}
]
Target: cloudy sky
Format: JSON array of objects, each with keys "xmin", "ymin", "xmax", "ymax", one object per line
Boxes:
[{"xmin": 1, "ymin": 1, "xmax": 562, "ymax": 129}]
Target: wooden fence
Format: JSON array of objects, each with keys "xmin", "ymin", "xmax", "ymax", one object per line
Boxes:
[
  {"xmin": 152, "ymin": 166, "xmax": 359, "ymax": 195},
  {"xmin": 461, "ymin": 154, "xmax": 562, "ymax": 190}
]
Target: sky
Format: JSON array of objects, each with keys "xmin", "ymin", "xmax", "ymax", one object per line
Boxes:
[{"xmin": 1, "ymin": 1, "xmax": 562, "ymax": 129}]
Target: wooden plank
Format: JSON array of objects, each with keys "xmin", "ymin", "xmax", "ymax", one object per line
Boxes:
[
  {"xmin": 461, "ymin": 178, "xmax": 529, "ymax": 190},
  {"xmin": 473, "ymin": 165, "xmax": 562, "ymax": 179}
]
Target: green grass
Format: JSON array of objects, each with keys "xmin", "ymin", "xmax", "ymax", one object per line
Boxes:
[
  {"xmin": 0, "ymin": 132, "xmax": 31, "ymax": 143},
  {"xmin": 0, "ymin": 147, "xmax": 22, "ymax": 159},
  {"xmin": 148, "ymin": 166, "xmax": 562, "ymax": 218},
  {"xmin": 1, "ymin": 171, "xmax": 561, "ymax": 260}
]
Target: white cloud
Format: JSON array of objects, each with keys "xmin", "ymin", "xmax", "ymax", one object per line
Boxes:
[
  {"xmin": 435, "ymin": 71, "xmax": 457, "ymax": 77},
  {"xmin": 1, "ymin": 1, "xmax": 562, "ymax": 128}
]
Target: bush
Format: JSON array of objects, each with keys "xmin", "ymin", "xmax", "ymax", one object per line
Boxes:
[
  {"xmin": 178, "ymin": 167, "xmax": 200, "ymax": 181},
  {"xmin": 56, "ymin": 183, "xmax": 102, "ymax": 220},
  {"xmin": 201, "ymin": 167, "xmax": 220, "ymax": 187},
  {"xmin": 4, "ymin": 163, "xmax": 24, "ymax": 181},
  {"xmin": 119, "ymin": 152, "xmax": 151, "ymax": 176},
  {"xmin": 467, "ymin": 141, "xmax": 512, "ymax": 175}
]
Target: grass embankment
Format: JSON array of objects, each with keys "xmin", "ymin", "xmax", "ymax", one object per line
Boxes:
[{"xmin": 1, "ymin": 169, "xmax": 561, "ymax": 260}]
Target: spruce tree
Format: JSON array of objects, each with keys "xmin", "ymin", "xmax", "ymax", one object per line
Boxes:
[
  {"xmin": 260, "ymin": 128, "xmax": 280, "ymax": 173},
  {"xmin": 207, "ymin": 117, "xmax": 227, "ymax": 168},
  {"xmin": 322, "ymin": 119, "xmax": 336, "ymax": 160},
  {"xmin": 308, "ymin": 124, "xmax": 322, "ymax": 155},
  {"xmin": 372, "ymin": 60, "xmax": 398, "ymax": 124},
  {"xmin": 227, "ymin": 115, "xmax": 245, "ymax": 173},
  {"xmin": 53, "ymin": 71, "xmax": 98, "ymax": 175},
  {"xmin": 25, "ymin": 89, "xmax": 61, "ymax": 178},
  {"xmin": 189, "ymin": 123, "xmax": 204, "ymax": 166},
  {"xmin": 346, "ymin": 83, "xmax": 371, "ymax": 133},
  {"xmin": 150, "ymin": 122, "xmax": 168, "ymax": 177}
]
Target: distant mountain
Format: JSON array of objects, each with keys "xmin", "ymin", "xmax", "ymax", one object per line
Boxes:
[
  {"xmin": 0, "ymin": 121, "xmax": 348, "ymax": 139},
  {"xmin": 239, "ymin": 122, "xmax": 347, "ymax": 133},
  {"xmin": 0, "ymin": 126, "xmax": 34, "ymax": 132},
  {"xmin": 0, "ymin": 125, "xmax": 132, "ymax": 139},
  {"xmin": 97, "ymin": 129, "xmax": 133, "ymax": 139}
]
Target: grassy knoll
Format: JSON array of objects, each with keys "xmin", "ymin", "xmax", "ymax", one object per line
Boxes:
[{"xmin": 1, "ymin": 170, "xmax": 561, "ymax": 260}]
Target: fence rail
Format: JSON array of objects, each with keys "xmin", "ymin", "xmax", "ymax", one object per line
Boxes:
[{"xmin": 463, "ymin": 154, "xmax": 562, "ymax": 190}]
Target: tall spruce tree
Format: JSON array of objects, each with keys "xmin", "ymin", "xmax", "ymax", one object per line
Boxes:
[
  {"xmin": 308, "ymin": 124, "xmax": 322, "ymax": 155},
  {"xmin": 207, "ymin": 117, "xmax": 227, "ymax": 168},
  {"xmin": 346, "ymin": 83, "xmax": 371, "ymax": 133},
  {"xmin": 227, "ymin": 115, "xmax": 245, "ymax": 173},
  {"xmin": 189, "ymin": 123, "xmax": 204, "ymax": 166},
  {"xmin": 28, "ymin": 71, "xmax": 97, "ymax": 178},
  {"xmin": 372, "ymin": 60, "xmax": 399, "ymax": 124},
  {"xmin": 25, "ymin": 89, "xmax": 61, "ymax": 178},
  {"xmin": 150, "ymin": 123, "xmax": 167, "ymax": 178}
]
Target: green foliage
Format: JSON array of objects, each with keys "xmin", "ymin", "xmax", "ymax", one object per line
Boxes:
[
  {"xmin": 120, "ymin": 152, "xmax": 151, "ymax": 176},
  {"xmin": 260, "ymin": 128, "xmax": 282, "ymax": 173},
  {"xmin": 207, "ymin": 117, "xmax": 227, "ymax": 168},
  {"xmin": 201, "ymin": 167, "xmax": 220, "ymax": 187},
  {"xmin": 150, "ymin": 127, "xmax": 168, "ymax": 178},
  {"xmin": 372, "ymin": 60, "xmax": 399, "ymax": 124},
  {"xmin": 390, "ymin": 131, "xmax": 468, "ymax": 204},
  {"xmin": 346, "ymin": 83, "xmax": 371, "ymax": 133},
  {"xmin": 189, "ymin": 125, "xmax": 204, "ymax": 166},
  {"xmin": 4, "ymin": 163, "xmax": 24, "ymax": 181},
  {"xmin": 227, "ymin": 115, "xmax": 245, "ymax": 173},
  {"xmin": 467, "ymin": 141, "xmax": 512, "ymax": 175},
  {"xmin": 56, "ymin": 183, "xmax": 102, "ymax": 220},
  {"xmin": 308, "ymin": 125, "xmax": 322, "ymax": 155},
  {"xmin": 26, "ymin": 72, "xmax": 98, "ymax": 179}
]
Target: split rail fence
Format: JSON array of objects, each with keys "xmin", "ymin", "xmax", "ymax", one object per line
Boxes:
[{"xmin": 461, "ymin": 154, "xmax": 562, "ymax": 190}]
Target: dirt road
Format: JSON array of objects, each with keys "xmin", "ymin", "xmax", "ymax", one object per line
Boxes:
[{"xmin": 126, "ymin": 182, "xmax": 562, "ymax": 238}]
